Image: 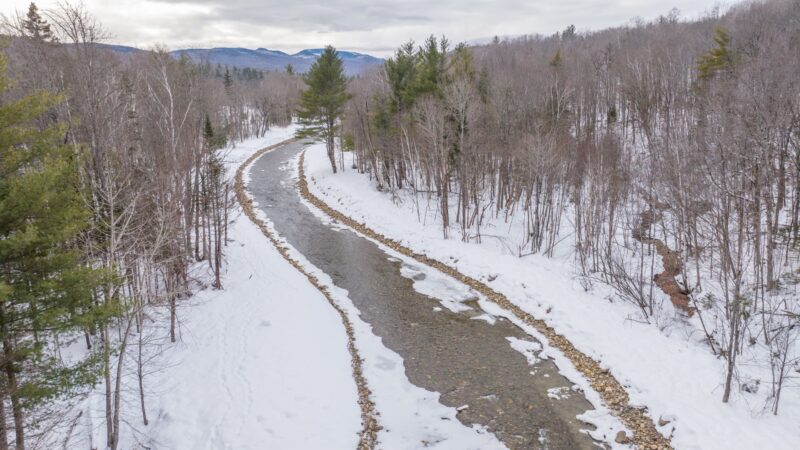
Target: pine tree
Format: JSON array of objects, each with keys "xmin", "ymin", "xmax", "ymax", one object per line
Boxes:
[
  {"xmin": 285, "ymin": 63, "xmax": 294, "ymax": 75},
  {"xmin": 22, "ymin": 3, "xmax": 56, "ymax": 42},
  {"xmin": 561, "ymin": 24, "xmax": 577, "ymax": 41},
  {"xmin": 415, "ymin": 35, "xmax": 448, "ymax": 98},
  {"xmin": 201, "ymin": 115, "xmax": 226, "ymax": 289},
  {"xmin": 203, "ymin": 113, "xmax": 226, "ymax": 150},
  {"xmin": 203, "ymin": 114, "xmax": 215, "ymax": 144},
  {"xmin": 223, "ymin": 67, "xmax": 233, "ymax": 93},
  {"xmin": 296, "ymin": 45, "xmax": 350, "ymax": 173},
  {"xmin": 385, "ymin": 41, "xmax": 418, "ymax": 112},
  {"xmin": 697, "ymin": 27, "xmax": 735, "ymax": 80},
  {"xmin": 549, "ymin": 50, "xmax": 562, "ymax": 67},
  {"xmin": 0, "ymin": 51, "xmax": 106, "ymax": 448}
]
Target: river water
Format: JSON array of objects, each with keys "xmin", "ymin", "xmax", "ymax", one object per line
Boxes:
[{"xmin": 248, "ymin": 141, "xmax": 599, "ymax": 449}]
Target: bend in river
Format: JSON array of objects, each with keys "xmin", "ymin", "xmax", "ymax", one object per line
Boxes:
[{"xmin": 248, "ymin": 140, "xmax": 599, "ymax": 450}]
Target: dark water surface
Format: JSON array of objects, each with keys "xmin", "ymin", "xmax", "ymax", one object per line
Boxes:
[{"xmin": 248, "ymin": 141, "xmax": 599, "ymax": 450}]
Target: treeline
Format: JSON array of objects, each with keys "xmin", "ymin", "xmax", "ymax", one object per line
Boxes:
[
  {"xmin": 0, "ymin": 2, "xmax": 299, "ymax": 448},
  {"xmin": 343, "ymin": 0, "xmax": 800, "ymax": 413},
  {"xmin": 202, "ymin": 63, "xmax": 266, "ymax": 81}
]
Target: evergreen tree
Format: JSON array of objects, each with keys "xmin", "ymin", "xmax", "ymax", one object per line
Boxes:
[
  {"xmin": 561, "ymin": 24, "xmax": 577, "ymax": 41},
  {"xmin": 383, "ymin": 36, "xmax": 450, "ymax": 111},
  {"xmin": 22, "ymin": 3, "xmax": 56, "ymax": 42},
  {"xmin": 0, "ymin": 52, "xmax": 107, "ymax": 447},
  {"xmin": 223, "ymin": 67, "xmax": 233, "ymax": 93},
  {"xmin": 414, "ymin": 35, "xmax": 448, "ymax": 98},
  {"xmin": 203, "ymin": 113, "xmax": 226, "ymax": 150},
  {"xmin": 549, "ymin": 50, "xmax": 562, "ymax": 67},
  {"xmin": 203, "ymin": 114, "xmax": 215, "ymax": 144},
  {"xmin": 285, "ymin": 63, "xmax": 294, "ymax": 75},
  {"xmin": 296, "ymin": 45, "xmax": 350, "ymax": 173},
  {"xmin": 201, "ymin": 114, "xmax": 226, "ymax": 289},
  {"xmin": 448, "ymin": 43, "xmax": 476, "ymax": 81},
  {"xmin": 385, "ymin": 41, "xmax": 418, "ymax": 112},
  {"xmin": 697, "ymin": 27, "xmax": 735, "ymax": 80}
]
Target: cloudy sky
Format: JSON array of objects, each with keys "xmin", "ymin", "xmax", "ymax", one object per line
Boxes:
[{"xmin": 2, "ymin": 0, "xmax": 723, "ymax": 56}]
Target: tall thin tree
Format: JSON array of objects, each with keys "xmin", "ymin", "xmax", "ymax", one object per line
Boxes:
[{"xmin": 296, "ymin": 45, "xmax": 350, "ymax": 173}]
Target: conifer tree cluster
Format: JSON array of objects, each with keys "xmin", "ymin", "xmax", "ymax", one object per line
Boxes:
[{"xmin": 296, "ymin": 46, "xmax": 350, "ymax": 172}]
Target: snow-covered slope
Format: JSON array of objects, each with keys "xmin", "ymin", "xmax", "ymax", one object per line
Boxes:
[
  {"xmin": 122, "ymin": 127, "xmax": 363, "ymax": 449},
  {"xmin": 304, "ymin": 144, "xmax": 800, "ymax": 450},
  {"xmin": 84, "ymin": 127, "xmax": 506, "ymax": 449}
]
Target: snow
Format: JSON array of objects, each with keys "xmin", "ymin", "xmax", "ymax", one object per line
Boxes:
[
  {"xmin": 295, "ymin": 153, "xmax": 629, "ymax": 448},
  {"xmin": 398, "ymin": 261, "xmax": 476, "ymax": 313},
  {"xmin": 70, "ymin": 127, "xmax": 506, "ymax": 449},
  {"xmin": 244, "ymin": 151, "xmax": 505, "ymax": 449},
  {"xmin": 144, "ymin": 206, "xmax": 362, "ymax": 449},
  {"xmin": 304, "ymin": 144, "xmax": 800, "ymax": 450},
  {"xmin": 100, "ymin": 127, "xmax": 511, "ymax": 450},
  {"xmin": 83, "ymin": 126, "xmax": 362, "ymax": 449},
  {"xmin": 506, "ymin": 337, "xmax": 543, "ymax": 366}
]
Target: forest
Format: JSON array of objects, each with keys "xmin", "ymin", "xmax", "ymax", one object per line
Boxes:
[
  {"xmin": 0, "ymin": 3, "xmax": 300, "ymax": 448},
  {"xmin": 1, "ymin": 0, "xmax": 799, "ymax": 448},
  {"xmin": 342, "ymin": 0, "xmax": 800, "ymax": 416}
]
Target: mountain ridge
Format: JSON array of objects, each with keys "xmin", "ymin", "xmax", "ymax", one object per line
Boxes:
[{"xmin": 96, "ymin": 43, "xmax": 382, "ymax": 75}]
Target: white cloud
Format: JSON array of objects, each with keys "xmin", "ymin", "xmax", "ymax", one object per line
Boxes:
[{"xmin": 2, "ymin": 0, "xmax": 722, "ymax": 56}]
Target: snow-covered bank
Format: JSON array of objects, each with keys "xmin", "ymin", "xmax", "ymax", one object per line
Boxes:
[
  {"xmin": 244, "ymin": 142, "xmax": 505, "ymax": 449},
  {"xmin": 115, "ymin": 127, "xmax": 366, "ymax": 449},
  {"xmin": 304, "ymin": 144, "xmax": 800, "ymax": 450},
  {"xmin": 90, "ymin": 127, "xmax": 508, "ymax": 449},
  {"xmin": 292, "ymin": 154, "xmax": 631, "ymax": 448},
  {"xmin": 144, "ymin": 202, "xmax": 361, "ymax": 449},
  {"xmin": 70, "ymin": 127, "xmax": 361, "ymax": 449}
]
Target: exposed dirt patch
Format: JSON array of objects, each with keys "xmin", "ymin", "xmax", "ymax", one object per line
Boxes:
[{"xmin": 633, "ymin": 207, "xmax": 694, "ymax": 316}]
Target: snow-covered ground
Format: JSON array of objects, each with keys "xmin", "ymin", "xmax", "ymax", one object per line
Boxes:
[
  {"xmin": 304, "ymin": 144, "xmax": 800, "ymax": 450},
  {"xmin": 291, "ymin": 157, "xmax": 630, "ymax": 448},
  {"xmin": 79, "ymin": 127, "xmax": 506, "ymax": 449},
  {"xmin": 142, "ymin": 197, "xmax": 362, "ymax": 449},
  {"xmin": 244, "ymin": 140, "xmax": 504, "ymax": 450},
  {"xmin": 139, "ymin": 127, "xmax": 366, "ymax": 450},
  {"xmin": 95, "ymin": 126, "xmax": 366, "ymax": 449}
]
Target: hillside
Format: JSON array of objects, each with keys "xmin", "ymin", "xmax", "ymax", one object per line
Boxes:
[{"xmin": 94, "ymin": 44, "xmax": 382, "ymax": 75}]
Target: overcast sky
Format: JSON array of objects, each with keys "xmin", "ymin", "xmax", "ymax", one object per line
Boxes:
[{"xmin": 2, "ymin": 0, "xmax": 724, "ymax": 56}]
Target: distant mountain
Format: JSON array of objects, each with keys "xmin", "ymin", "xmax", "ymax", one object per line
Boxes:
[
  {"xmin": 94, "ymin": 43, "xmax": 382, "ymax": 75},
  {"xmin": 171, "ymin": 47, "xmax": 383, "ymax": 76},
  {"xmin": 98, "ymin": 44, "xmax": 143, "ymax": 54}
]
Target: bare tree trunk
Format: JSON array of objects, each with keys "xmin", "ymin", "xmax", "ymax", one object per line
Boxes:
[
  {"xmin": 327, "ymin": 117, "xmax": 337, "ymax": 173},
  {"xmin": 1, "ymin": 337, "xmax": 24, "ymax": 450},
  {"xmin": 194, "ymin": 167, "xmax": 201, "ymax": 261},
  {"xmin": 0, "ymin": 388, "xmax": 8, "ymax": 450},
  {"xmin": 722, "ymin": 287, "xmax": 741, "ymax": 403},
  {"xmin": 102, "ymin": 325, "xmax": 113, "ymax": 449},
  {"xmin": 137, "ymin": 319, "xmax": 148, "ymax": 426},
  {"xmin": 109, "ymin": 319, "xmax": 133, "ymax": 450}
]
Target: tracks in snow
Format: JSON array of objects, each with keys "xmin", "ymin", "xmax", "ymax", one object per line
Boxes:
[{"xmin": 235, "ymin": 139, "xmax": 380, "ymax": 449}]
